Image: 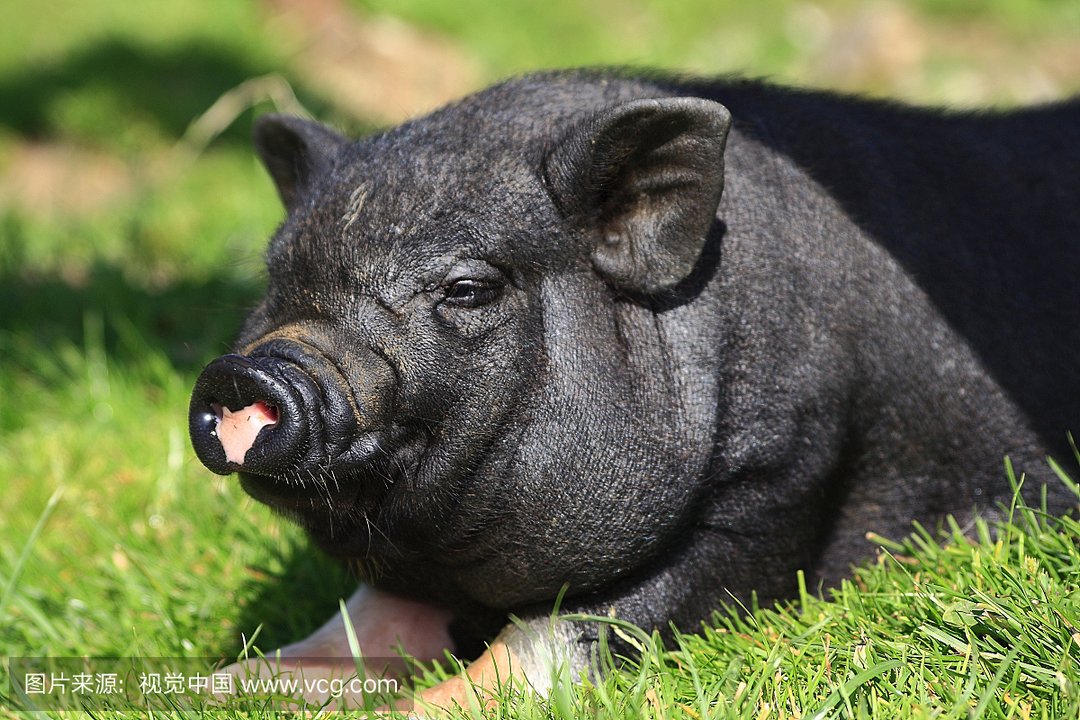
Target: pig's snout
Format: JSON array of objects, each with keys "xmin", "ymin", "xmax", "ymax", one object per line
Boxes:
[
  {"xmin": 189, "ymin": 338, "xmax": 395, "ymax": 502},
  {"xmin": 189, "ymin": 353, "xmax": 321, "ymax": 476}
]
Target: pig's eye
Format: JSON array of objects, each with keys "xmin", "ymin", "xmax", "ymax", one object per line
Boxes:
[{"xmin": 442, "ymin": 279, "xmax": 502, "ymax": 309}]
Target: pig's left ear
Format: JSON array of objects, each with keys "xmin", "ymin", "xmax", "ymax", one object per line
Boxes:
[
  {"xmin": 253, "ymin": 114, "xmax": 349, "ymax": 210},
  {"xmin": 544, "ymin": 97, "xmax": 731, "ymax": 294}
]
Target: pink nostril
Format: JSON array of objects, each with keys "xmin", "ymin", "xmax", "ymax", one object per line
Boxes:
[{"xmin": 212, "ymin": 401, "xmax": 280, "ymax": 465}]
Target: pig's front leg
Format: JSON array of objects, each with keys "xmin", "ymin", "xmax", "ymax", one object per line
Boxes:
[
  {"xmin": 412, "ymin": 616, "xmax": 588, "ymax": 714},
  {"xmin": 274, "ymin": 584, "xmax": 456, "ymax": 672},
  {"xmin": 412, "ymin": 527, "xmax": 775, "ymax": 714},
  {"xmin": 225, "ymin": 584, "xmax": 455, "ymax": 708}
]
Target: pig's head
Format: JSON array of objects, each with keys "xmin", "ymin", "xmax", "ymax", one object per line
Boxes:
[{"xmin": 189, "ymin": 78, "xmax": 732, "ymax": 607}]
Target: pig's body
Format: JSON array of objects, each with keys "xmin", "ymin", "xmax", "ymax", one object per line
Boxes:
[{"xmin": 190, "ymin": 70, "xmax": 1079, "ymax": 700}]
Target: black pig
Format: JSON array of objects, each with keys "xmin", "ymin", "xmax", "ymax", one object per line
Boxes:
[{"xmin": 189, "ymin": 69, "xmax": 1078, "ymax": 705}]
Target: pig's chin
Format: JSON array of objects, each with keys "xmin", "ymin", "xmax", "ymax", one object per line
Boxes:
[
  {"xmin": 232, "ymin": 421, "xmax": 415, "ymax": 511},
  {"xmin": 237, "ymin": 471, "xmax": 331, "ymax": 509},
  {"xmin": 240, "ymin": 470, "xmax": 404, "ymax": 560},
  {"xmin": 237, "ymin": 466, "xmax": 384, "ymax": 518},
  {"xmin": 237, "ymin": 438, "xmax": 486, "ymax": 560}
]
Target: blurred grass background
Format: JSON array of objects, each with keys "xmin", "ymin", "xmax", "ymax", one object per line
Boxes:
[{"xmin": 1, "ymin": 0, "xmax": 1079, "ymax": 715}]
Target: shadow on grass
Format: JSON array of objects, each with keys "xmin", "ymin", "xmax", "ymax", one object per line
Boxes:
[
  {"xmin": 0, "ymin": 36, "xmax": 381, "ymax": 151},
  {"xmin": 0, "ymin": 38, "xmax": 283, "ymax": 147},
  {"xmin": 226, "ymin": 538, "xmax": 357, "ymax": 656},
  {"xmin": 0, "ymin": 262, "xmax": 262, "ymax": 378}
]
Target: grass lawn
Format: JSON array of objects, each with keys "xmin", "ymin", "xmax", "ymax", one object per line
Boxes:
[{"xmin": 2, "ymin": 0, "xmax": 1079, "ymax": 717}]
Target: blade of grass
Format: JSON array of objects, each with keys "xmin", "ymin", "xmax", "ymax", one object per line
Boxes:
[
  {"xmin": 970, "ymin": 646, "xmax": 1021, "ymax": 718},
  {"xmin": 1, "ymin": 485, "xmax": 64, "ymax": 615},
  {"xmin": 808, "ymin": 659, "xmax": 902, "ymax": 720}
]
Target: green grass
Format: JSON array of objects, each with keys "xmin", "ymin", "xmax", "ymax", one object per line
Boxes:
[
  {"xmin": 4, "ymin": 467, "xmax": 1078, "ymax": 718},
  {"xmin": 2, "ymin": 1, "xmax": 1079, "ymax": 718},
  {"xmin": 539, "ymin": 489, "xmax": 1080, "ymax": 720}
]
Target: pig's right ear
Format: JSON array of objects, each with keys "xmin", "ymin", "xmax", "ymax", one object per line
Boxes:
[
  {"xmin": 543, "ymin": 97, "xmax": 731, "ymax": 295},
  {"xmin": 253, "ymin": 114, "xmax": 349, "ymax": 210}
]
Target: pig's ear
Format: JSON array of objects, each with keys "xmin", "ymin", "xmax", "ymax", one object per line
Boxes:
[
  {"xmin": 544, "ymin": 97, "xmax": 731, "ymax": 294},
  {"xmin": 253, "ymin": 114, "xmax": 349, "ymax": 210}
]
